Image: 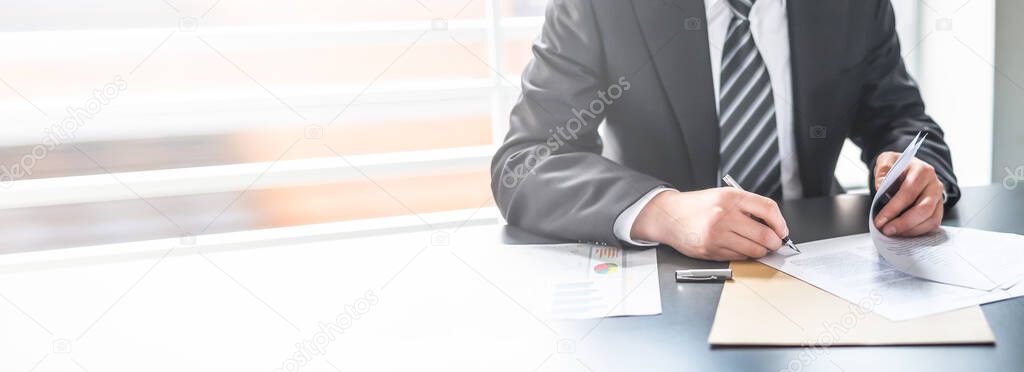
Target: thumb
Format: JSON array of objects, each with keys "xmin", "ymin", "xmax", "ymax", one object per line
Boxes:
[{"xmin": 874, "ymin": 152, "xmax": 898, "ymax": 189}]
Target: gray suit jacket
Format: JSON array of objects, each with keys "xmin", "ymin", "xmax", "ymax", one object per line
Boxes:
[{"xmin": 490, "ymin": 0, "xmax": 960, "ymax": 246}]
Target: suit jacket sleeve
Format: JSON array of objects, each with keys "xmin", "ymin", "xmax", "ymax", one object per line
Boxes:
[
  {"xmin": 490, "ymin": 0, "xmax": 669, "ymax": 246},
  {"xmin": 849, "ymin": 0, "xmax": 961, "ymax": 207}
]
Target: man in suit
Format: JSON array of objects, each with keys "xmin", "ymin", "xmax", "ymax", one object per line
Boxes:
[{"xmin": 491, "ymin": 0, "xmax": 959, "ymax": 261}]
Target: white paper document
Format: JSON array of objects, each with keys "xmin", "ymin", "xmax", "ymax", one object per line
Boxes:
[
  {"xmin": 760, "ymin": 232, "xmax": 1024, "ymax": 321},
  {"xmin": 868, "ymin": 133, "xmax": 1024, "ymax": 290},
  {"xmin": 480, "ymin": 243, "xmax": 662, "ymax": 319},
  {"xmin": 760, "ymin": 132, "xmax": 1024, "ymax": 320}
]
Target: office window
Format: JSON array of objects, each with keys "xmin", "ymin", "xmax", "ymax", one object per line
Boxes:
[
  {"xmin": 0, "ymin": 0, "xmax": 548, "ymax": 222},
  {"xmin": 0, "ymin": 0, "xmax": 995, "ymax": 219}
]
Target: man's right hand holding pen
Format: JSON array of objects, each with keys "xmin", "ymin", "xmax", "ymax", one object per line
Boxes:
[{"xmin": 629, "ymin": 188, "xmax": 791, "ymax": 262}]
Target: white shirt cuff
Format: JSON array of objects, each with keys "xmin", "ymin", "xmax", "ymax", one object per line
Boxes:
[{"xmin": 613, "ymin": 187, "xmax": 675, "ymax": 246}]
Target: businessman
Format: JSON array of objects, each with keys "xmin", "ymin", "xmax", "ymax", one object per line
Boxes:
[{"xmin": 491, "ymin": 0, "xmax": 959, "ymax": 261}]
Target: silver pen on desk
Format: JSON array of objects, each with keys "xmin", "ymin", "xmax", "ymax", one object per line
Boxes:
[
  {"xmin": 721, "ymin": 174, "xmax": 801, "ymax": 254},
  {"xmin": 675, "ymin": 268, "xmax": 733, "ymax": 282}
]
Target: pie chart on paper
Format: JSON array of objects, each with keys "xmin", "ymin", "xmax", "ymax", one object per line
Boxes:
[{"xmin": 593, "ymin": 262, "xmax": 618, "ymax": 274}]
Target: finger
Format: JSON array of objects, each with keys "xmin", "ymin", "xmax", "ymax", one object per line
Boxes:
[
  {"xmin": 728, "ymin": 212, "xmax": 783, "ymax": 251},
  {"xmin": 717, "ymin": 231, "xmax": 770, "ymax": 259},
  {"xmin": 875, "ymin": 163, "xmax": 932, "ymax": 229},
  {"xmin": 735, "ymin": 192, "xmax": 789, "ymax": 239},
  {"xmin": 874, "ymin": 152, "xmax": 898, "ymax": 189},
  {"xmin": 883, "ymin": 180, "xmax": 942, "ymax": 236},
  {"xmin": 899, "ymin": 196, "xmax": 944, "ymax": 237},
  {"xmin": 898, "ymin": 206, "xmax": 942, "ymax": 237}
]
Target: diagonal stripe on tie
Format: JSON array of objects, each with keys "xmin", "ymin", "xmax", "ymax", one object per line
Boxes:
[
  {"xmin": 722, "ymin": 24, "xmax": 752, "ymax": 66},
  {"xmin": 720, "ymin": 68, "xmax": 771, "ymax": 132},
  {"xmin": 721, "ymin": 46, "xmax": 760, "ymax": 100},
  {"xmin": 725, "ymin": 118, "xmax": 775, "ymax": 179},
  {"xmin": 721, "ymin": 111, "xmax": 775, "ymax": 175},
  {"xmin": 747, "ymin": 156, "xmax": 782, "ymax": 195},
  {"xmin": 729, "ymin": 0, "xmax": 752, "ymax": 18},
  {"xmin": 735, "ymin": 138, "xmax": 779, "ymax": 186},
  {"xmin": 722, "ymin": 99, "xmax": 774, "ymax": 154},
  {"xmin": 717, "ymin": 0, "xmax": 782, "ymax": 199}
]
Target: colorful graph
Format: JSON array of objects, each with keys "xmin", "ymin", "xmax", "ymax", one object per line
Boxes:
[{"xmin": 593, "ymin": 262, "xmax": 618, "ymax": 274}]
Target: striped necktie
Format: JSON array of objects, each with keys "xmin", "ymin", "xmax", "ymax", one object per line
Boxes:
[{"xmin": 717, "ymin": 0, "xmax": 782, "ymax": 200}]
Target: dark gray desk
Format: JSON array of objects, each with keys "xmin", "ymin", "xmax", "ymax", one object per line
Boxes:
[{"xmin": 505, "ymin": 184, "xmax": 1024, "ymax": 372}]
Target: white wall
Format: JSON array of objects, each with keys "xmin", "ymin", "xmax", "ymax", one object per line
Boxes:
[
  {"xmin": 914, "ymin": 0, "xmax": 995, "ymax": 187},
  {"xmin": 992, "ymin": 0, "xmax": 1024, "ymax": 183},
  {"xmin": 837, "ymin": 0, "xmax": 995, "ymax": 190}
]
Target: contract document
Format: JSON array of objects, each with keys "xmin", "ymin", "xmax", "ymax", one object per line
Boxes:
[
  {"xmin": 760, "ymin": 233, "xmax": 1024, "ymax": 320},
  {"xmin": 760, "ymin": 133, "xmax": 1024, "ymax": 320},
  {"xmin": 868, "ymin": 133, "xmax": 1024, "ymax": 290}
]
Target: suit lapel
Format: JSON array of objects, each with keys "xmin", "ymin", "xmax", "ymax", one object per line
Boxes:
[
  {"xmin": 787, "ymin": 0, "xmax": 848, "ymax": 196},
  {"xmin": 632, "ymin": 0, "xmax": 720, "ymax": 190}
]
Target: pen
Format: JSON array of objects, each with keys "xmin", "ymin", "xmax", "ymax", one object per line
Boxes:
[
  {"xmin": 721, "ymin": 174, "xmax": 801, "ymax": 253},
  {"xmin": 676, "ymin": 268, "xmax": 733, "ymax": 282}
]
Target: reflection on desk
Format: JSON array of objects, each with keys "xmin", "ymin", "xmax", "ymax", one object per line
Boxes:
[{"xmin": 0, "ymin": 184, "xmax": 1021, "ymax": 372}]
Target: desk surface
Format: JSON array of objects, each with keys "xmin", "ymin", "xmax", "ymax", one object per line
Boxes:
[
  {"xmin": 503, "ymin": 184, "xmax": 1024, "ymax": 372},
  {"xmin": 0, "ymin": 184, "xmax": 1021, "ymax": 372}
]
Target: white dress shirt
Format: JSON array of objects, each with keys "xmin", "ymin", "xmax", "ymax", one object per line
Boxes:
[{"xmin": 613, "ymin": 0, "xmax": 802, "ymax": 245}]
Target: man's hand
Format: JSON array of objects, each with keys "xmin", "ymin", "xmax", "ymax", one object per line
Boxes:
[
  {"xmin": 630, "ymin": 188, "xmax": 789, "ymax": 261},
  {"xmin": 873, "ymin": 151, "xmax": 945, "ymax": 237}
]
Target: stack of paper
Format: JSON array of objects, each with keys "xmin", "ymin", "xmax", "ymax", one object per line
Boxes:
[{"xmin": 760, "ymin": 133, "xmax": 1024, "ymax": 320}]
